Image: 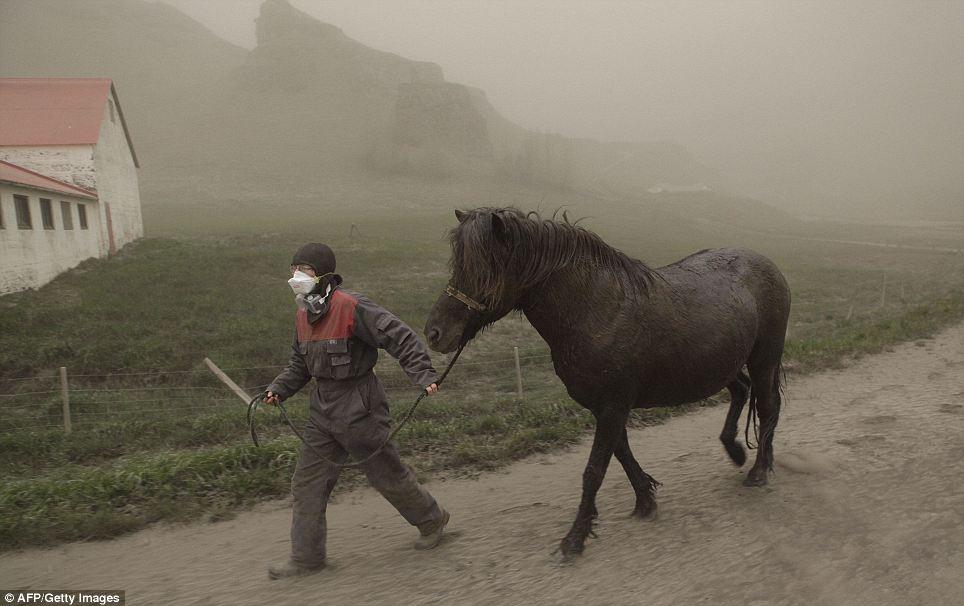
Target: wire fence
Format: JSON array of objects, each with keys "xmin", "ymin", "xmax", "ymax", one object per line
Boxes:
[
  {"xmin": 2, "ymin": 257, "xmax": 961, "ymax": 436},
  {"xmin": 783, "ymin": 258, "xmax": 964, "ymax": 340},
  {"xmin": 0, "ymin": 349, "xmax": 558, "ymax": 434}
]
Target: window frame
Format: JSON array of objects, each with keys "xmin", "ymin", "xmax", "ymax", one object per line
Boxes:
[
  {"xmin": 60, "ymin": 201, "xmax": 74, "ymax": 230},
  {"xmin": 14, "ymin": 194, "xmax": 32, "ymax": 230},
  {"xmin": 78, "ymin": 203, "xmax": 88, "ymax": 230},
  {"xmin": 40, "ymin": 198, "xmax": 55, "ymax": 230}
]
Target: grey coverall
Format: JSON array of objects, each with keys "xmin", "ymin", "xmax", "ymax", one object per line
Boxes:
[{"xmin": 267, "ymin": 288, "xmax": 443, "ymax": 567}]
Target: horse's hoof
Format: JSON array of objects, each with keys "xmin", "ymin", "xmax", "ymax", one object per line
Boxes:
[
  {"xmin": 558, "ymin": 536, "xmax": 585, "ymax": 559},
  {"xmin": 631, "ymin": 500, "xmax": 658, "ymax": 520},
  {"xmin": 743, "ymin": 473, "xmax": 769, "ymax": 487},
  {"xmin": 550, "ymin": 548, "xmax": 577, "ymax": 567},
  {"xmin": 724, "ymin": 441, "xmax": 747, "ymax": 467}
]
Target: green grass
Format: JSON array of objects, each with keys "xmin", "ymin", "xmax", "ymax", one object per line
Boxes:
[
  {"xmin": 0, "ymin": 384, "xmax": 744, "ymax": 550},
  {"xmin": 0, "ymin": 389, "xmax": 595, "ymax": 550},
  {"xmin": 784, "ymin": 294, "xmax": 964, "ymax": 370},
  {"xmin": 0, "ymin": 442, "xmax": 297, "ymax": 548},
  {"xmin": 1, "ymin": 204, "xmax": 962, "ymax": 550}
]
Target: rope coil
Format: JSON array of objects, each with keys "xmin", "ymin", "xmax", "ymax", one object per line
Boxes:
[{"xmin": 247, "ymin": 342, "xmax": 466, "ymax": 469}]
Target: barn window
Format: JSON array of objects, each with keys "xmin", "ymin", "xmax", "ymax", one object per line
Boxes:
[
  {"xmin": 14, "ymin": 195, "xmax": 32, "ymax": 229},
  {"xmin": 78, "ymin": 204, "xmax": 89, "ymax": 230},
  {"xmin": 40, "ymin": 198, "xmax": 54, "ymax": 229},
  {"xmin": 61, "ymin": 201, "xmax": 74, "ymax": 230}
]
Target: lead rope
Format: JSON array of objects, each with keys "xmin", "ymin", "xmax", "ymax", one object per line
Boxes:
[{"xmin": 247, "ymin": 341, "xmax": 467, "ymax": 469}]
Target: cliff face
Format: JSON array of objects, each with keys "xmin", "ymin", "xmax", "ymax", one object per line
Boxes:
[
  {"xmin": 217, "ymin": 0, "xmax": 459, "ymax": 177},
  {"xmin": 368, "ymin": 82, "xmax": 495, "ymax": 177},
  {"xmin": 245, "ymin": 0, "xmax": 443, "ymax": 93},
  {"xmin": 236, "ymin": 0, "xmax": 719, "ymax": 191}
]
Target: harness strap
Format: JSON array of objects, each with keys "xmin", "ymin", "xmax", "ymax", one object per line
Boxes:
[{"xmin": 444, "ymin": 285, "xmax": 487, "ymax": 313}]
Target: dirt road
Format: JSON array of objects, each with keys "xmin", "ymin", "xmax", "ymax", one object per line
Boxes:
[{"xmin": 2, "ymin": 323, "xmax": 962, "ymax": 605}]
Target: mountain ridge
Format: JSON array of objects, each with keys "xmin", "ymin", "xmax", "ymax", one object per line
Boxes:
[{"xmin": 1, "ymin": 0, "xmax": 733, "ymax": 217}]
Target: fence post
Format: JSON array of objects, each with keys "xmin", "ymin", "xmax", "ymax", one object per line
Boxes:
[
  {"xmin": 60, "ymin": 366, "xmax": 71, "ymax": 434},
  {"xmin": 204, "ymin": 357, "xmax": 254, "ymax": 404},
  {"xmin": 513, "ymin": 346, "xmax": 523, "ymax": 399},
  {"xmin": 880, "ymin": 275, "xmax": 887, "ymax": 308}
]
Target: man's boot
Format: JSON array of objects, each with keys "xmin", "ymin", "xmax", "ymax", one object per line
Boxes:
[
  {"xmin": 414, "ymin": 508, "xmax": 450, "ymax": 550},
  {"xmin": 267, "ymin": 560, "xmax": 326, "ymax": 580}
]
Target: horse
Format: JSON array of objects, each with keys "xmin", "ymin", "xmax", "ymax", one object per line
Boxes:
[{"xmin": 424, "ymin": 207, "xmax": 791, "ymax": 559}]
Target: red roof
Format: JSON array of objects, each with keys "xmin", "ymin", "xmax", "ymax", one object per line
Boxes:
[
  {"xmin": 0, "ymin": 78, "xmax": 138, "ymax": 166},
  {"xmin": 0, "ymin": 160, "xmax": 98, "ymax": 200}
]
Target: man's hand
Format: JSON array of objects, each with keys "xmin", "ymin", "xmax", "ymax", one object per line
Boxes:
[
  {"xmin": 265, "ymin": 391, "xmax": 281, "ymax": 406},
  {"xmin": 425, "ymin": 383, "xmax": 439, "ymax": 396}
]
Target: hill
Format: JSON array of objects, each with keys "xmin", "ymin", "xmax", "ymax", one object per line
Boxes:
[
  {"xmin": 1, "ymin": 0, "xmax": 733, "ymax": 232},
  {"xmin": 0, "ymin": 0, "xmax": 247, "ymax": 197}
]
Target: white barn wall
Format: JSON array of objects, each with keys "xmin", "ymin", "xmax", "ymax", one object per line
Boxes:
[
  {"xmin": 0, "ymin": 92, "xmax": 143, "ymax": 258},
  {"xmin": 0, "ymin": 146, "xmax": 96, "ymax": 191},
  {"xmin": 0, "ymin": 145, "xmax": 107, "ymax": 257},
  {"xmin": 93, "ymin": 94, "xmax": 143, "ymax": 249},
  {"xmin": 0, "ymin": 183, "xmax": 102, "ymax": 294}
]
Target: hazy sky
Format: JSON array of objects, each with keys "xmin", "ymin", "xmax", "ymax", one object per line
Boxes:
[{"xmin": 163, "ymin": 0, "xmax": 964, "ymax": 208}]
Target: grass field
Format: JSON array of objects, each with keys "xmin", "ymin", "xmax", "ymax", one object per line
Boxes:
[{"xmin": 2, "ymin": 184, "xmax": 962, "ymax": 550}]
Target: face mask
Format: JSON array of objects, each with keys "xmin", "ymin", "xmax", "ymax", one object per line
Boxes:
[{"xmin": 288, "ymin": 270, "xmax": 319, "ymax": 295}]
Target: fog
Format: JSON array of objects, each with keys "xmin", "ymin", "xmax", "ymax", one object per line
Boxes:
[{"xmin": 162, "ymin": 0, "xmax": 964, "ymax": 215}]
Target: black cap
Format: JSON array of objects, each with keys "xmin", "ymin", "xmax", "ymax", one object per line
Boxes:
[{"xmin": 291, "ymin": 243, "xmax": 336, "ymax": 275}]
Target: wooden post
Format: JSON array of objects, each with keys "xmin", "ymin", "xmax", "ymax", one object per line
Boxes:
[
  {"xmin": 204, "ymin": 357, "xmax": 254, "ymax": 404},
  {"xmin": 60, "ymin": 366, "xmax": 71, "ymax": 434},
  {"xmin": 846, "ymin": 304, "xmax": 854, "ymax": 320},
  {"xmin": 513, "ymin": 346, "xmax": 523, "ymax": 399},
  {"xmin": 880, "ymin": 275, "xmax": 886, "ymax": 308}
]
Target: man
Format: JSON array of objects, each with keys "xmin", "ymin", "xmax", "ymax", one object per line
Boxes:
[{"xmin": 265, "ymin": 242, "xmax": 449, "ymax": 580}]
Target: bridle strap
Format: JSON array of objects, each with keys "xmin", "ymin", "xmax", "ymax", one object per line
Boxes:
[{"xmin": 444, "ymin": 285, "xmax": 488, "ymax": 313}]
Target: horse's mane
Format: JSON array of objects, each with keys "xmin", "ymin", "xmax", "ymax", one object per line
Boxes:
[{"xmin": 449, "ymin": 207, "xmax": 658, "ymax": 305}]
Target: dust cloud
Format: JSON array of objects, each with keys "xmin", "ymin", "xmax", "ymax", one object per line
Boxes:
[{"xmin": 163, "ymin": 0, "xmax": 964, "ymax": 219}]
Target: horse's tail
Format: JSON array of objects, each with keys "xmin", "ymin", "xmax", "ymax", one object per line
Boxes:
[
  {"xmin": 743, "ymin": 362, "xmax": 784, "ymax": 452},
  {"xmin": 744, "ymin": 381, "xmax": 759, "ymax": 451}
]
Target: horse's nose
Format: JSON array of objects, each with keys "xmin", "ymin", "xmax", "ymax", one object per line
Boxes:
[{"xmin": 426, "ymin": 327, "xmax": 441, "ymax": 347}]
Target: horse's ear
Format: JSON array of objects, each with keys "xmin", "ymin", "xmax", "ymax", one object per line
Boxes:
[
  {"xmin": 455, "ymin": 209, "xmax": 468, "ymax": 223},
  {"xmin": 491, "ymin": 212, "xmax": 509, "ymax": 243}
]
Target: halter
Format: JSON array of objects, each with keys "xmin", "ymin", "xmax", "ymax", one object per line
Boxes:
[{"xmin": 444, "ymin": 285, "xmax": 488, "ymax": 313}]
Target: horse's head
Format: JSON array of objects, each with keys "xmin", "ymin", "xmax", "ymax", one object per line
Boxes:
[{"xmin": 425, "ymin": 208, "xmax": 525, "ymax": 353}]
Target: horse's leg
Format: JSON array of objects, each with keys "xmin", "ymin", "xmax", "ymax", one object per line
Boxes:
[
  {"xmin": 744, "ymin": 364, "xmax": 782, "ymax": 486},
  {"xmin": 559, "ymin": 406, "xmax": 627, "ymax": 558},
  {"xmin": 614, "ymin": 426, "xmax": 660, "ymax": 518},
  {"xmin": 720, "ymin": 370, "xmax": 751, "ymax": 466}
]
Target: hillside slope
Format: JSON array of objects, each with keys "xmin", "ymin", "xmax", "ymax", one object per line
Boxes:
[{"xmin": 1, "ymin": 0, "xmax": 725, "ymax": 220}]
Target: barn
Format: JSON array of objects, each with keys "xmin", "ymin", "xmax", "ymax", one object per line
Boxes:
[{"xmin": 0, "ymin": 78, "xmax": 143, "ymax": 294}]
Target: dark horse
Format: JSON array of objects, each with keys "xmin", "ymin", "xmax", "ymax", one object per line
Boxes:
[{"xmin": 425, "ymin": 207, "xmax": 791, "ymax": 559}]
